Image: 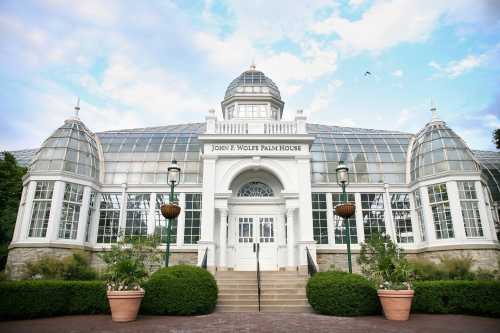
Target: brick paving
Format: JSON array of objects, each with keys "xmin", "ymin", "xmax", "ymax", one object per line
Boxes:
[{"xmin": 0, "ymin": 313, "xmax": 499, "ymax": 333}]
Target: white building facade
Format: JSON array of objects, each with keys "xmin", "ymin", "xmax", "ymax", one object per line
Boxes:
[{"xmin": 6, "ymin": 67, "xmax": 500, "ymax": 277}]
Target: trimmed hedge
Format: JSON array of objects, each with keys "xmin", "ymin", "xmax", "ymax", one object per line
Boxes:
[
  {"xmin": 413, "ymin": 280, "xmax": 500, "ymax": 317},
  {"xmin": 141, "ymin": 265, "xmax": 218, "ymax": 315},
  {"xmin": 0, "ymin": 280, "xmax": 108, "ymax": 320},
  {"xmin": 306, "ymin": 271, "xmax": 380, "ymax": 316}
]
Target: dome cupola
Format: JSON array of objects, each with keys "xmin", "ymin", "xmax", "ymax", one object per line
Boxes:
[
  {"xmin": 410, "ymin": 105, "xmax": 479, "ymax": 181},
  {"xmin": 29, "ymin": 102, "xmax": 101, "ymax": 182},
  {"xmin": 222, "ymin": 64, "xmax": 284, "ymax": 121}
]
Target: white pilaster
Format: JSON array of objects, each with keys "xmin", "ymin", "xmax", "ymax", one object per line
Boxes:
[
  {"xmin": 19, "ymin": 181, "xmax": 36, "ymax": 241},
  {"xmin": 118, "ymin": 183, "xmax": 127, "ymax": 236},
  {"xmin": 47, "ymin": 180, "xmax": 65, "ymax": 241},
  {"xmin": 296, "ymin": 158, "xmax": 315, "ymax": 268},
  {"xmin": 475, "ymin": 181, "xmax": 495, "ymax": 240},
  {"xmin": 88, "ymin": 191, "xmax": 101, "ymax": 246},
  {"xmin": 383, "ymin": 184, "xmax": 397, "ymax": 241},
  {"xmin": 326, "ymin": 192, "xmax": 335, "ymax": 245},
  {"xmin": 76, "ymin": 186, "xmax": 91, "ymax": 243},
  {"xmin": 199, "ymin": 156, "xmax": 216, "ymax": 268},
  {"xmin": 147, "ymin": 192, "xmax": 156, "ymax": 235},
  {"xmin": 408, "ymin": 191, "xmax": 422, "ymax": 245},
  {"xmin": 446, "ymin": 181, "xmax": 466, "ymax": 240},
  {"xmin": 354, "ymin": 192, "xmax": 365, "ymax": 244},
  {"xmin": 286, "ymin": 208, "xmax": 296, "ymax": 268},
  {"xmin": 219, "ymin": 208, "xmax": 228, "ymax": 268},
  {"xmin": 420, "ymin": 185, "xmax": 436, "ymax": 242},
  {"xmin": 177, "ymin": 193, "xmax": 186, "ymax": 246}
]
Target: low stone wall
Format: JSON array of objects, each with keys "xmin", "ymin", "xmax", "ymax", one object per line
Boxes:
[
  {"xmin": 5, "ymin": 245, "xmax": 199, "ymax": 280},
  {"xmin": 317, "ymin": 246, "xmax": 500, "ymax": 273}
]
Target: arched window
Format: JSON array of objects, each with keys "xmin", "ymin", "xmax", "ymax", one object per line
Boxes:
[{"xmin": 237, "ymin": 181, "xmax": 274, "ymax": 197}]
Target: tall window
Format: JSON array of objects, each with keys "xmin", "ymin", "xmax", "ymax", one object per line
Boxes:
[
  {"xmin": 154, "ymin": 194, "xmax": 177, "ymax": 243},
  {"xmin": 29, "ymin": 181, "xmax": 54, "ymax": 237},
  {"xmin": 312, "ymin": 193, "xmax": 328, "ymax": 244},
  {"xmin": 58, "ymin": 183, "xmax": 84, "ymax": 239},
  {"xmin": 97, "ymin": 193, "xmax": 121, "ymax": 243},
  {"xmin": 412, "ymin": 189, "xmax": 426, "ymax": 241},
  {"xmin": 125, "ymin": 193, "xmax": 150, "ymax": 237},
  {"xmin": 361, "ymin": 193, "xmax": 385, "ymax": 239},
  {"xmin": 85, "ymin": 191, "xmax": 97, "ymax": 242},
  {"xmin": 184, "ymin": 193, "xmax": 201, "ymax": 244},
  {"xmin": 332, "ymin": 193, "xmax": 357, "ymax": 244},
  {"xmin": 458, "ymin": 181, "xmax": 483, "ymax": 237},
  {"xmin": 391, "ymin": 193, "xmax": 414, "ymax": 243},
  {"xmin": 427, "ymin": 183, "xmax": 454, "ymax": 239}
]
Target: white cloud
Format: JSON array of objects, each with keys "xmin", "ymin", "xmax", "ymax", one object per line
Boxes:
[
  {"xmin": 349, "ymin": 0, "xmax": 365, "ymax": 8},
  {"xmin": 307, "ymin": 79, "xmax": 343, "ymax": 115},
  {"xmin": 392, "ymin": 69, "xmax": 404, "ymax": 77}
]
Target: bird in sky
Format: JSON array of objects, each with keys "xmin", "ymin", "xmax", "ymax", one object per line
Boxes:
[{"xmin": 364, "ymin": 71, "xmax": 372, "ymax": 76}]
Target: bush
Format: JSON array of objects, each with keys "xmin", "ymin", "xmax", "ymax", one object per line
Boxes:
[
  {"xmin": 412, "ymin": 280, "xmax": 500, "ymax": 317},
  {"xmin": 141, "ymin": 265, "xmax": 218, "ymax": 315},
  {"xmin": 24, "ymin": 252, "xmax": 97, "ymax": 280},
  {"xmin": 306, "ymin": 271, "xmax": 380, "ymax": 316},
  {"xmin": 410, "ymin": 258, "xmax": 448, "ymax": 281},
  {"xmin": 439, "ymin": 255, "xmax": 475, "ymax": 280},
  {"xmin": 0, "ymin": 280, "xmax": 108, "ymax": 320}
]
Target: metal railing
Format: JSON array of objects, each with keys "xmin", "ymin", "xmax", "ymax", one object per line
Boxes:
[
  {"xmin": 254, "ymin": 243, "xmax": 262, "ymax": 312},
  {"xmin": 201, "ymin": 248, "xmax": 208, "ymax": 269},
  {"xmin": 306, "ymin": 247, "xmax": 317, "ymax": 277}
]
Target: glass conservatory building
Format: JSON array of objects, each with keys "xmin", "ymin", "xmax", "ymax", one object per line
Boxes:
[{"xmin": 5, "ymin": 66, "xmax": 500, "ymax": 278}]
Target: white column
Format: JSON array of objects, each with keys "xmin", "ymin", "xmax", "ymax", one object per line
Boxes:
[
  {"xmin": 296, "ymin": 158, "xmax": 315, "ymax": 269},
  {"xmin": 219, "ymin": 208, "xmax": 228, "ymax": 268},
  {"xmin": 420, "ymin": 185, "xmax": 436, "ymax": 242},
  {"xmin": 383, "ymin": 184, "xmax": 397, "ymax": 241},
  {"xmin": 475, "ymin": 181, "xmax": 495, "ymax": 241},
  {"xmin": 177, "ymin": 193, "xmax": 186, "ymax": 246},
  {"xmin": 88, "ymin": 192, "xmax": 101, "ymax": 246},
  {"xmin": 19, "ymin": 181, "xmax": 36, "ymax": 241},
  {"xmin": 326, "ymin": 192, "xmax": 335, "ymax": 245},
  {"xmin": 446, "ymin": 181, "xmax": 466, "ymax": 240},
  {"xmin": 76, "ymin": 186, "xmax": 91, "ymax": 244},
  {"xmin": 47, "ymin": 180, "xmax": 65, "ymax": 241},
  {"xmin": 118, "ymin": 183, "xmax": 128, "ymax": 236},
  {"xmin": 408, "ymin": 191, "xmax": 422, "ymax": 245},
  {"xmin": 286, "ymin": 208, "xmax": 296, "ymax": 269},
  {"xmin": 198, "ymin": 156, "xmax": 216, "ymax": 268},
  {"xmin": 147, "ymin": 192, "xmax": 156, "ymax": 235},
  {"xmin": 354, "ymin": 192, "xmax": 364, "ymax": 243}
]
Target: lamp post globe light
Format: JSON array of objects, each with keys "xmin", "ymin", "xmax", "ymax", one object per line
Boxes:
[
  {"xmin": 335, "ymin": 161, "xmax": 355, "ymax": 273},
  {"xmin": 160, "ymin": 160, "xmax": 182, "ymax": 267}
]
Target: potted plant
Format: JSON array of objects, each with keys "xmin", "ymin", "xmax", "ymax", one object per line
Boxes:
[
  {"xmin": 358, "ymin": 233, "xmax": 414, "ymax": 321},
  {"xmin": 99, "ymin": 236, "xmax": 161, "ymax": 322}
]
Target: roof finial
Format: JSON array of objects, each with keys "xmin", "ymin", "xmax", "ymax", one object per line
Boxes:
[
  {"xmin": 250, "ymin": 58, "xmax": 256, "ymax": 71},
  {"xmin": 430, "ymin": 99, "xmax": 439, "ymax": 121},
  {"xmin": 74, "ymin": 97, "xmax": 80, "ymax": 119}
]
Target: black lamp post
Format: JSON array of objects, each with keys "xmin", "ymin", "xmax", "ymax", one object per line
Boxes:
[
  {"xmin": 335, "ymin": 160, "xmax": 355, "ymax": 273},
  {"xmin": 160, "ymin": 160, "xmax": 181, "ymax": 267}
]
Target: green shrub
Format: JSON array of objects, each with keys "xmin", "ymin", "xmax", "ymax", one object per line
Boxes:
[
  {"xmin": 24, "ymin": 252, "xmax": 97, "ymax": 280},
  {"xmin": 412, "ymin": 280, "xmax": 500, "ymax": 317},
  {"xmin": 0, "ymin": 280, "xmax": 108, "ymax": 320},
  {"xmin": 439, "ymin": 255, "xmax": 475, "ymax": 280},
  {"xmin": 410, "ymin": 258, "xmax": 448, "ymax": 281},
  {"xmin": 141, "ymin": 265, "xmax": 218, "ymax": 315},
  {"xmin": 306, "ymin": 271, "xmax": 380, "ymax": 316}
]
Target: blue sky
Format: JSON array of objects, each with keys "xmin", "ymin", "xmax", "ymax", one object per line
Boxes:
[{"xmin": 0, "ymin": 0, "xmax": 499, "ymax": 150}]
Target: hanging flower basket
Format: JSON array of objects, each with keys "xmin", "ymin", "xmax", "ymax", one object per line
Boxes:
[
  {"xmin": 160, "ymin": 203, "xmax": 181, "ymax": 219},
  {"xmin": 335, "ymin": 203, "xmax": 355, "ymax": 218}
]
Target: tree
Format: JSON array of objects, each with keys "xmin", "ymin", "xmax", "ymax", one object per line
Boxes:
[
  {"xmin": 0, "ymin": 152, "xmax": 27, "ymax": 270},
  {"xmin": 494, "ymin": 129, "xmax": 500, "ymax": 149}
]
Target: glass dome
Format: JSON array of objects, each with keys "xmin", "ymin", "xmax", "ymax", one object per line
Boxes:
[
  {"xmin": 30, "ymin": 118, "xmax": 100, "ymax": 180},
  {"xmin": 224, "ymin": 68, "xmax": 281, "ymax": 99},
  {"xmin": 410, "ymin": 120, "xmax": 479, "ymax": 181}
]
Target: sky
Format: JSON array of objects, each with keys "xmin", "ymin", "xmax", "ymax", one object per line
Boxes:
[{"xmin": 0, "ymin": 0, "xmax": 499, "ymax": 151}]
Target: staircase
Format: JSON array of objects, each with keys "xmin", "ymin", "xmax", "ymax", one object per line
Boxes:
[{"xmin": 215, "ymin": 271, "xmax": 312, "ymax": 313}]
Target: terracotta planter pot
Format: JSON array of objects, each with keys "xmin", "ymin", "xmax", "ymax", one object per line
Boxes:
[
  {"xmin": 335, "ymin": 203, "xmax": 355, "ymax": 218},
  {"xmin": 160, "ymin": 203, "xmax": 181, "ymax": 219},
  {"xmin": 377, "ymin": 289, "xmax": 414, "ymax": 321},
  {"xmin": 107, "ymin": 290, "xmax": 145, "ymax": 322}
]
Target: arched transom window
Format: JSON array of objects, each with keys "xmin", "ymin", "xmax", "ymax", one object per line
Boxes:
[{"xmin": 237, "ymin": 181, "xmax": 274, "ymax": 197}]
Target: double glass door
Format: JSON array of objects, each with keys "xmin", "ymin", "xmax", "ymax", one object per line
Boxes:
[{"xmin": 236, "ymin": 216, "xmax": 277, "ymax": 270}]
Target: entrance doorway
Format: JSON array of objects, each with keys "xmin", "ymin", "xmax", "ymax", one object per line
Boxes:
[{"xmin": 236, "ymin": 215, "xmax": 278, "ymax": 271}]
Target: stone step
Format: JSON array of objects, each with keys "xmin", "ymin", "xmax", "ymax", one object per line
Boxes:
[
  {"xmin": 216, "ymin": 305, "xmax": 259, "ymax": 313},
  {"xmin": 260, "ymin": 288, "xmax": 307, "ymax": 295},
  {"xmin": 217, "ymin": 288, "xmax": 258, "ymax": 294},
  {"xmin": 217, "ymin": 283, "xmax": 258, "ymax": 289},
  {"xmin": 260, "ymin": 283, "xmax": 307, "ymax": 289},
  {"xmin": 260, "ymin": 293, "xmax": 306, "ymax": 300},
  {"xmin": 218, "ymin": 299, "xmax": 260, "ymax": 306},
  {"xmin": 218, "ymin": 294, "xmax": 258, "ymax": 300},
  {"xmin": 260, "ymin": 299, "xmax": 309, "ymax": 306},
  {"xmin": 260, "ymin": 305, "xmax": 313, "ymax": 313}
]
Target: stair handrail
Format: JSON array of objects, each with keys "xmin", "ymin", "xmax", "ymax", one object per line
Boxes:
[
  {"xmin": 255, "ymin": 243, "xmax": 262, "ymax": 312},
  {"xmin": 306, "ymin": 247, "xmax": 318, "ymax": 277},
  {"xmin": 201, "ymin": 247, "xmax": 208, "ymax": 269}
]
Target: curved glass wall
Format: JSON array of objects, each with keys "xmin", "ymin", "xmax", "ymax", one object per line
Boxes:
[
  {"xmin": 473, "ymin": 150, "xmax": 500, "ymax": 202},
  {"xmin": 410, "ymin": 121, "xmax": 479, "ymax": 181},
  {"xmin": 307, "ymin": 124, "xmax": 411, "ymax": 184},
  {"xmin": 97, "ymin": 123, "xmax": 205, "ymax": 185},
  {"xmin": 30, "ymin": 120, "xmax": 100, "ymax": 180}
]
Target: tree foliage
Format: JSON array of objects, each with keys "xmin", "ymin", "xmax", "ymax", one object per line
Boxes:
[{"xmin": 0, "ymin": 152, "xmax": 27, "ymax": 270}]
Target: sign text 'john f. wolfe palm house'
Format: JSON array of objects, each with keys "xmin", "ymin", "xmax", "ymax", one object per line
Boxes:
[{"xmin": 5, "ymin": 66, "xmax": 500, "ymax": 278}]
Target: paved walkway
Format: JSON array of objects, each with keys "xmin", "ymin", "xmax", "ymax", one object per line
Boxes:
[{"xmin": 1, "ymin": 313, "xmax": 499, "ymax": 333}]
